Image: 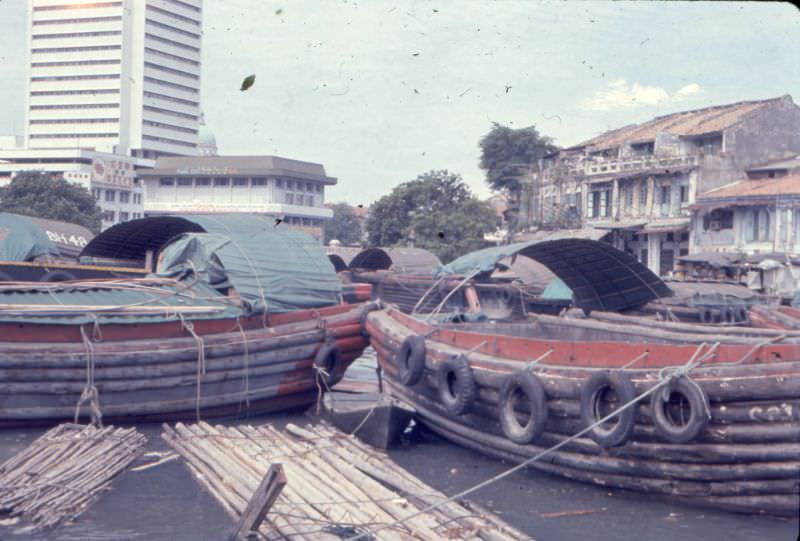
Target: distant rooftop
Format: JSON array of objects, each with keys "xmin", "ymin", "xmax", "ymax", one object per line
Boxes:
[
  {"xmin": 140, "ymin": 155, "xmax": 337, "ymax": 184},
  {"xmin": 571, "ymin": 95, "xmax": 793, "ymax": 152},
  {"xmin": 697, "ymin": 173, "xmax": 800, "ymax": 201}
]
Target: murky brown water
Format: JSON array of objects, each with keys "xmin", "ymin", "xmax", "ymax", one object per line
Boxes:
[{"xmin": 0, "ymin": 349, "xmax": 796, "ymax": 541}]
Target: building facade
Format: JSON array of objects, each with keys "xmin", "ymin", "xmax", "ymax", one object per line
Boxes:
[
  {"xmin": 138, "ymin": 155, "xmax": 336, "ymax": 240},
  {"xmin": 532, "ymin": 95, "xmax": 800, "ymax": 275},
  {"xmin": 693, "ymin": 156, "xmax": 800, "ymax": 256},
  {"xmin": 26, "ymin": 0, "xmax": 202, "ymax": 158},
  {"xmin": 0, "ymin": 148, "xmax": 149, "ymax": 230}
]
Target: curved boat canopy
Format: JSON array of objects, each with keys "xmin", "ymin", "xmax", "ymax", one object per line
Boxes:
[
  {"xmin": 437, "ymin": 237, "xmax": 672, "ymax": 312},
  {"xmin": 81, "ymin": 214, "xmax": 341, "ymax": 314},
  {"xmin": 349, "ymin": 247, "xmax": 442, "ymax": 275},
  {"xmin": 325, "ymin": 246, "xmax": 362, "ymax": 272}
]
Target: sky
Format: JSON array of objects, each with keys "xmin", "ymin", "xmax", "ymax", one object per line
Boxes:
[{"xmin": 0, "ymin": 0, "xmax": 798, "ymax": 205}]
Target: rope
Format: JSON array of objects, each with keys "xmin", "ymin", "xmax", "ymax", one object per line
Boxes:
[
  {"xmin": 411, "ymin": 274, "xmax": 450, "ymax": 314},
  {"xmin": 620, "ymin": 350, "xmax": 650, "ymax": 370},
  {"xmin": 236, "ymin": 321, "xmax": 251, "ymax": 410},
  {"xmin": 345, "ymin": 341, "xmax": 717, "ymax": 541},
  {"xmin": 74, "ymin": 325, "xmax": 102, "ymax": 427},
  {"xmin": 180, "ymin": 317, "xmax": 206, "ymax": 421},
  {"xmin": 525, "ymin": 347, "xmax": 553, "ymax": 370},
  {"xmin": 425, "ymin": 269, "xmax": 483, "ymax": 321}
]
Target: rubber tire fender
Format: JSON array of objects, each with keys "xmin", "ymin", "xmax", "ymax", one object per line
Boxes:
[
  {"xmin": 579, "ymin": 370, "xmax": 637, "ymax": 448},
  {"xmin": 436, "ymin": 354, "xmax": 478, "ymax": 416},
  {"xmin": 314, "ymin": 344, "xmax": 343, "ymax": 388},
  {"xmin": 734, "ymin": 306, "xmax": 749, "ymax": 323},
  {"xmin": 650, "ymin": 376, "xmax": 710, "ymax": 444},
  {"xmin": 699, "ymin": 308, "xmax": 713, "ymax": 324},
  {"xmin": 39, "ymin": 270, "xmax": 78, "ymax": 282},
  {"xmin": 498, "ymin": 370, "xmax": 549, "ymax": 444},
  {"xmin": 396, "ymin": 335, "xmax": 426, "ymax": 386},
  {"xmin": 722, "ymin": 306, "xmax": 737, "ymax": 324}
]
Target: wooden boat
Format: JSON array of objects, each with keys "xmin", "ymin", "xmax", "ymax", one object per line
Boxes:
[
  {"xmin": 321, "ymin": 391, "xmax": 415, "ymax": 449},
  {"xmin": 365, "ymin": 239, "xmax": 800, "ymax": 516},
  {"xmin": 0, "ymin": 215, "xmax": 374, "ymax": 425},
  {"xmin": 0, "ymin": 212, "xmax": 146, "ymax": 282}
]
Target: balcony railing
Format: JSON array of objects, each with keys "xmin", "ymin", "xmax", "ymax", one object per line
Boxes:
[{"xmin": 571, "ymin": 155, "xmax": 699, "ymax": 177}]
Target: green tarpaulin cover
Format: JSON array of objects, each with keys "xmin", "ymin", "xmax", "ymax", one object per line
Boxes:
[
  {"xmin": 0, "ymin": 213, "xmax": 61, "ymax": 261},
  {"xmin": 157, "ymin": 228, "xmax": 342, "ymax": 314}
]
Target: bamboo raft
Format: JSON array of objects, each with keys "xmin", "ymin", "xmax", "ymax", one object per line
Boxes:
[
  {"xmin": 163, "ymin": 421, "xmax": 534, "ymax": 541},
  {"xmin": 0, "ymin": 423, "xmax": 146, "ymax": 530}
]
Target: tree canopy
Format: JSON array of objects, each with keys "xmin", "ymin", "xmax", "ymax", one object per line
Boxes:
[
  {"xmin": 324, "ymin": 202, "xmax": 363, "ymax": 245},
  {"xmin": 478, "ymin": 123, "xmax": 559, "ymax": 197},
  {"xmin": 365, "ymin": 170, "xmax": 497, "ymax": 263},
  {"xmin": 0, "ymin": 171, "xmax": 103, "ymax": 233}
]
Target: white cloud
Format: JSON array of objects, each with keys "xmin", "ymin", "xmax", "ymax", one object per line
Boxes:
[
  {"xmin": 581, "ymin": 79, "xmax": 703, "ymax": 111},
  {"xmin": 673, "ymin": 83, "xmax": 703, "ymax": 101}
]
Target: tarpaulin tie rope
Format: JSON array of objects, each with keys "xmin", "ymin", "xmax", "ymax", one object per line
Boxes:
[
  {"xmin": 180, "ymin": 317, "xmax": 206, "ymax": 421},
  {"xmin": 75, "ymin": 325, "xmax": 102, "ymax": 427},
  {"xmin": 236, "ymin": 320, "xmax": 251, "ymax": 410}
]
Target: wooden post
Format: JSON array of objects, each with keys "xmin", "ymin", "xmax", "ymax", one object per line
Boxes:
[{"xmin": 232, "ymin": 463, "xmax": 286, "ymax": 541}]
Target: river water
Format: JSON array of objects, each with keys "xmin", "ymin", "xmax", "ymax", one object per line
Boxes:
[{"xmin": 0, "ymin": 350, "xmax": 796, "ymax": 541}]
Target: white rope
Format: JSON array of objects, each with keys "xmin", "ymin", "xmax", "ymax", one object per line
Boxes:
[
  {"xmin": 411, "ymin": 274, "xmax": 449, "ymax": 314},
  {"xmin": 180, "ymin": 318, "xmax": 206, "ymax": 421},
  {"xmin": 74, "ymin": 325, "xmax": 102, "ymax": 427},
  {"xmin": 425, "ymin": 269, "xmax": 483, "ymax": 321},
  {"xmin": 236, "ymin": 321, "xmax": 251, "ymax": 410},
  {"xmin": 345, "ymin": 341, "xmax": 717, "ymax": 541}
]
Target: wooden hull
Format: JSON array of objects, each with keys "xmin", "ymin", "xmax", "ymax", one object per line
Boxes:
[
  {"xmin": 366, "ymin": 307, "xmax": 800, "ymax": 516},
  {"xmin": 0, "ymin": 303, "xmax": 373, "ymax": 425}
]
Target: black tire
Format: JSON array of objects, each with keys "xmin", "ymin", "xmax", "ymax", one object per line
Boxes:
[
  {"xmin": 735, "ymin": 306, "xmax": 749, "ymax": 323},
  {"xmin": 396, "ymin": 335, "xmax": 426, "ymax": 386},
  {"xmin": 39, "ymin": 270, "xmax": 78, "ymax": 282},
  {"xmin": 650, "ymin": 376, "xmax": 710, "ymax": 444},
  {"xmin": 314, "ymin": 344, "xmax": 343, "ymax": 388},
  {"xmin": 498, "ymin": 370, "xmax": 549, "ymax": 444},
  {"xmin": 436, "ymin": 354, "xmax": 477, "ymax": 416},
  {"xmin": 699, "ymin": 308, "xmax": 713, "ymax": 324},
  {"xmin": 722, "ymin": 306, "xmax": 736, "ymax": 324},
  {"xmin": 580, "ymin": 370, "xmax": 636, "ymax": 447}
]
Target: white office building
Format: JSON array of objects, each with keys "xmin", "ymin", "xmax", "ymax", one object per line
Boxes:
[
  {"xmin": 26, "ymin": 0, "xmax": 202, "ymax": 158},
  {"xmin": 0, "ymin": 148, "xmax": 151, "ymax": 230},
  {"xmin": 138, "ymin": 155, "xmax": 336, "ymax": 241}
]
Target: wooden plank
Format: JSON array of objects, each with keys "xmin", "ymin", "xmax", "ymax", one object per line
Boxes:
[{"xmin": 232, "ymin": 464, "xmax": 287, "ymax": 541}]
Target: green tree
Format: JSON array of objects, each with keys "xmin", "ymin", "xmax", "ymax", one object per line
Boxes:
[
  {"xmin": 365, "ymin": 170, "xmax": 496, "ymax": 263},
  {"xmin": 324, "ymin": 202, "xmax": 363, "ymax": 245},
  {"xmin": 0, "ymin": 171, "xmax": 103, "ymax": 233},
  {"xmin": 478, "ymin": 122, "xmax": 559, "ymax": 196}
]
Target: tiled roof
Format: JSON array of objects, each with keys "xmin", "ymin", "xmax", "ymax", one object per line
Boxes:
[
  {"xmin": 698, "ymin": 174, "xmax": 800, "ymax": 200},
  {"xmin": 573, "ymin": 96, "xmax": 789, "ymax": 151}
]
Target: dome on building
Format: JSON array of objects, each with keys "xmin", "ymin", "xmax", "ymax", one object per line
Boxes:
[{"xmin": 197, "ymin": 113, "xmax": 218, "ymax": 156}]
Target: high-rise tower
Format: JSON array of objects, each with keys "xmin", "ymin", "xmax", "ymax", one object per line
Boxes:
[{"xmin": 25, "ymin": 0, "xmax": 202, "ymax": 158}]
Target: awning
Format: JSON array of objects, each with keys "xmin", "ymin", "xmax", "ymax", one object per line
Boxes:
[
  {"xmin": 640, "ymin": 219, "xmax": 690, "ymax": 234},
  {"xmin": 515, "ymin": 227, "xmax": 609, "ymax": 242},
  {"xmin": 593, "ymin": 221, "xmax": 647, "ymax": 231}
]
